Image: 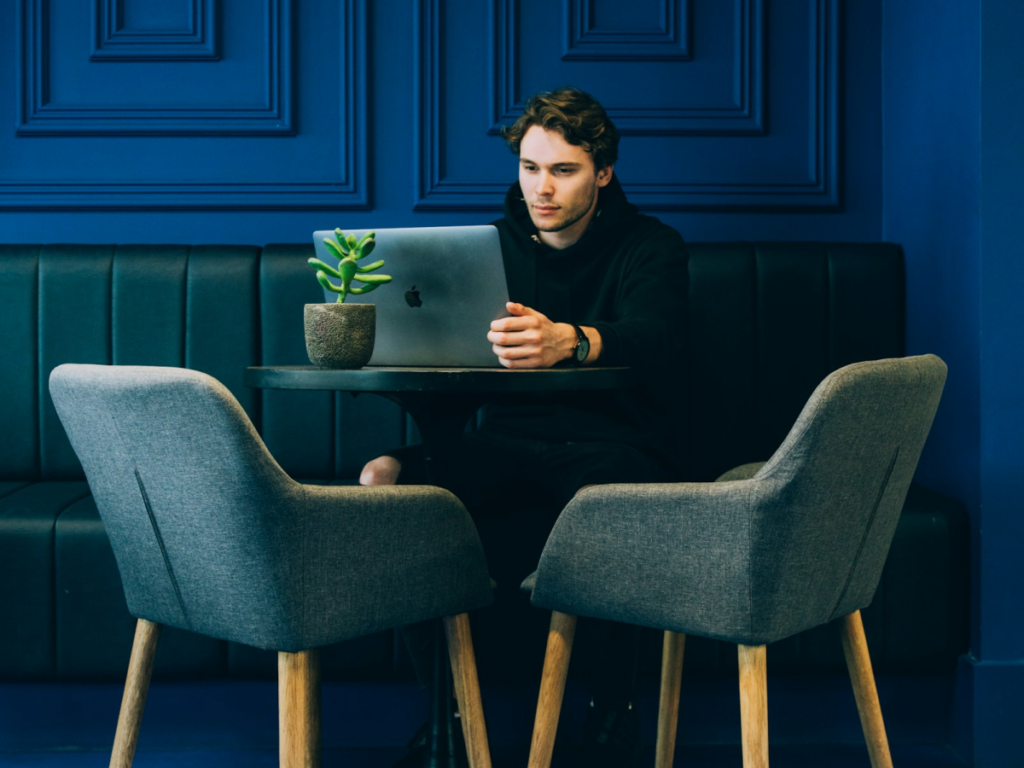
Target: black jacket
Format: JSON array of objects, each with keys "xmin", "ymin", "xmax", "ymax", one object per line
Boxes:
[{"xmin": 481, "ymin": 175, "xmax": 688, "ymax": 472}]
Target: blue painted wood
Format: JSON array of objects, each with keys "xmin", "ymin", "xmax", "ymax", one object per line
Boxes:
[
  {"xmin": 0, "ymin": 0, "xmax": 853, "ymax": 218},
  {"xmin": 562, "ymin": 0, "xmax": 693, "ymax": 61},
  {"xmin": 417, "ymin": 0, "xmax": 835, "ymax": 211},
  {"xmin": 19, "ymin": 0, "xmax": 288, "ymax": 135},
  {"xmin": 6, "ymin": 0, "xmax": 369, "ymax": 210},
  {"xmin": 494, "ymin": 0, "xmax": 761, "ymax": 135},
  {"xmin": 91, "ymin": 0, "xmax": 220, "ymax": 61}
]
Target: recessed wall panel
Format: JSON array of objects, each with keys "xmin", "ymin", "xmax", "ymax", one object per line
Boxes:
[
  {"xmin": 417, "ymin": 0, "xmax": 838, "ymax": 212},
  {"xmin": 3, "ymin": 0, "xmax": 368, "ymax": 210}
]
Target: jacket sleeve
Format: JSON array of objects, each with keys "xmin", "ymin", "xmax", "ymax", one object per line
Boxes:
[{"xmin": 589, "ymin": 227, "xmax": 688, "ymax": 369}]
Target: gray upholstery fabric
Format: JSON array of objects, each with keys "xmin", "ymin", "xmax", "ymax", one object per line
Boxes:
[
  {"xmin": 49, "ymin": 365, "xmax": 493, "ymax": 653},
  {"xmin": 530, "ymin": 355, "xmax": 947, "ymax": 646}
]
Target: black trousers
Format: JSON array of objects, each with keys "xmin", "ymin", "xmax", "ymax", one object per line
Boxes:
[{"xmin": 387, "ymin": 430, "xmax": 673, "ymax": 704}]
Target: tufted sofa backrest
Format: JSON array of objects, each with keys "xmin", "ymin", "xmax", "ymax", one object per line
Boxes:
[{"xmin": 0, "ymin": 242, "xmax": 903, "ymax": 483}]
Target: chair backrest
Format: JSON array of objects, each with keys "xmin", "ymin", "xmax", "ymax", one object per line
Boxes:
[
  {"xmin": 747, "ymin": 354, "xmax": 946, "ymax": 641},
  {"xmin": 48, "ymin": 364, "xmax": 300, "ymax": 640}
]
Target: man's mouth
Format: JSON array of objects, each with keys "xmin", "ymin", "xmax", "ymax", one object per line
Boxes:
[{"xmin": 533, "ymin": 204, "xmax": 560, "ymax": 215}]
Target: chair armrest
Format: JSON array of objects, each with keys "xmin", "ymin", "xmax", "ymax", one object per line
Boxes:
[
  {"xmin": 531, "ymin": 481, "xmax": 761, "ymax": 642},
  {"xmin": 277, "ymin": 483, "xmax": 494, "ymax": 649}
]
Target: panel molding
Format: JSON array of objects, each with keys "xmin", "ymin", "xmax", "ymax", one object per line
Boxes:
[
  {"xmin": 562, "ymin": 0, "xmax": 693, "ymax": 61},
  {"xmin": 3, "ymin": 0, "xmax": 370, "ymax": 210},
  {"xmin": 416, "ymin": 0, "xmax": 839, "ymax": 212},
  {"xmin": 19, "ymin": 0, "xmax": 286, "ymax": 135},
  {"xmin": 91, "ymin": 0, "xmax": 220, "ymax": 61},
  {"xmin": 489, "ymin": 0, "xmax": 765, "ymax": 136}
]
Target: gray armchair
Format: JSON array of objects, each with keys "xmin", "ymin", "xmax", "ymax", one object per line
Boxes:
[
  {"xmin": 524, "ymin": 355, "xmax": 947, "ymax": 768},
  {"xmin": 49, "ymin": 364, "xmax": 495, "ymax": 768}
]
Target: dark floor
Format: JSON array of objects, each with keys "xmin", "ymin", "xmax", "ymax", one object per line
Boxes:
[{"xmin": 0, "ymin": 675, "xmax": 969, "ymax": 766}]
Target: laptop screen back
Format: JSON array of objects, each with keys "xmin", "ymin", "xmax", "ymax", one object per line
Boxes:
[{"xmin": 312, "ymin": 225, "xmax": 510, "ymax": 367}]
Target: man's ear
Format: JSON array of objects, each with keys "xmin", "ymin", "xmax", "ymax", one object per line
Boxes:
[{"xmin": 596, "ymin": 164, "xmax": 614, "ymax": 188}]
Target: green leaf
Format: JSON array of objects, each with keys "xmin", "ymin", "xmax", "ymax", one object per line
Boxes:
[
  {"xmin": 308, "ymin": 257, "xmax": 342, "ymax": 278},
  {"xmin": 316, "ymin": 271, "xmax": 344, "ymax": 293},
  {"xmin": 356, "ymin": 239, "xmax": 376, "ymax": 260},
  {"xmin": 346, "ymin": 233, "xmax": 358, "ymax": 251},
  {"xmin": 355, "ymin": 259, "xmax": 385, "ymax": 273},
  {"xmin": 324, "ymin": 238, "xmax": 347, "ymax": 259},
  {"xmin": 347, "ymin": 283, "xmax": 381, "ymax": 295},
  {"xmin": 352, "ymin": 273, "xmax": 392, "ymax": 284},
  {"xmin": 357, "ymin": 231, "xmax": 375, "ymax": 247}
]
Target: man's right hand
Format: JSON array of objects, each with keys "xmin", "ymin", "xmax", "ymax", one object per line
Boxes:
[{"xmin": 488, "ymin": 302, "xmax": 577, "ymax": 368}]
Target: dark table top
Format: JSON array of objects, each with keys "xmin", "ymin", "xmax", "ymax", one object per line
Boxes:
[{"xmin": 244, "ymin": 365, "xmax": 634, "ymax": 393}]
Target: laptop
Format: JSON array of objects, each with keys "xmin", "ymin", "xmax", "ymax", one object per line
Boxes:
[{"xmin": 312, "ymin": 225, "xmax": 511, "ymax": 367}]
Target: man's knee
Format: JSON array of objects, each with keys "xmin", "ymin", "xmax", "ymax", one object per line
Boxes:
[{"xmin": 360, "ymin": 455, "xmax": 401, "ymax": 486}]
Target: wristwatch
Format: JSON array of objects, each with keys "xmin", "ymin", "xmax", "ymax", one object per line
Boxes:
[{"xmin": 569, "ymin": 324, "xmax": 590, "ymax": 365}]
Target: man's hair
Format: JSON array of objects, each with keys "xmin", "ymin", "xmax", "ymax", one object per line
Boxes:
[{"xmin": 502, "ymin": 87, "xmax": 619, "ymax": 171}]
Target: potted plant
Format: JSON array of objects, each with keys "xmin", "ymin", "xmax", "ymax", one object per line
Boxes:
[{"xmin": 304, "ymin": 229, "xmax": 392, "ymax": 369}]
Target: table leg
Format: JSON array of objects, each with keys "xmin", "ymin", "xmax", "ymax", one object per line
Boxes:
[
  {"xmin": 423, "ymin": 620, "xmax": 461, "ymax": 767},
  {"xmin": 377, "ymin": 391, "xmax": 487, "ymax": 768},
  {"xmin": 378, "ymin": 392, "xmax": 487, "ymax": 489}
]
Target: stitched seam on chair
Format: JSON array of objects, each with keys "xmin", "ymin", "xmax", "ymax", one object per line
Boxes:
[
  {"xmin": 829, "ymin": 446, "xmax": 900, "ymax": 621},
  {"xmin": 135, "ymin": 468, "xmax": 192, "ymax": 630},
  {"xmin": 746, "ymin": 487, "xmax": 755, "ymax": 642}
]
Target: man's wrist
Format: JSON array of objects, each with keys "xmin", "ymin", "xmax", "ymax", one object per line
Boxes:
[{"xmin": 560, "ymin": 323, "xmax": 578, "ymax": 362}]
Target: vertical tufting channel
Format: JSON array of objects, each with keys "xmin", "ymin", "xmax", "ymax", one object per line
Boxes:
[
  {"xmin": 39, "ymin": 245, "xmax": 115, "ymax": 480},
  {"xmin": 685, "ymin": 244, "xmax": 759, "ymax": 481},
  {"xmin": 185, "ymin": 245, "xmax": 262, "ymax": 429},
  {"xmin": 112, "ymin": 245, "xmax": 190, "ymax": 368},
  {"xmin": 754, "ymin": 243, "xmax": 832, "ymax": 461},
  {"xmin": 0, "ymin": 245, "xmax": 42, "ymax": 481},
  {"xmin": 826, "ymin": 243, "xmax": 905, "ymax": 370},
  {"xmin": 259, "ymin": 243, "xmax": 337, "ymax": 479}
]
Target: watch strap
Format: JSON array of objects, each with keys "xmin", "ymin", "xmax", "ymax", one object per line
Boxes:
[{"xmin": 570, "ymin": 324, "xmax": 588, "ymax": 365}]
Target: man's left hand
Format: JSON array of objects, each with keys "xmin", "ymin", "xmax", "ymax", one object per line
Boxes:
[{"xmin": 488, "ymin": 302, "xmax": 577, "ymax": 368}]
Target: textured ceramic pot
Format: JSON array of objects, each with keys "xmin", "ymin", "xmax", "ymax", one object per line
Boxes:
[{"xmin": 304, "ymin": 303, "xmax": 375, "ymax": 369}]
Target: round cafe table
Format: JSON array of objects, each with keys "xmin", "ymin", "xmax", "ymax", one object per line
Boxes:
[{"xmin": 245, "ymin": 364, "xmax": 634, "ymax": 767}]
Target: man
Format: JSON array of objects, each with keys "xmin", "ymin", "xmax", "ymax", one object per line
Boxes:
[{"xmin": 363, "ymin": 87, "xmax": 687, "ymax": 767}]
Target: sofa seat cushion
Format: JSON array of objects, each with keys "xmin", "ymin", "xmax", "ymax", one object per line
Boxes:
[
  {"xmin": 0, "ymin": 482, "xmax": 90, "ymax": 680},
  {"xmin": 55, "ymin": 495, "xmax": 227, "ymax": 681}
]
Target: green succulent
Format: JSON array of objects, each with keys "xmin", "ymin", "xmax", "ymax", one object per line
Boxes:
[{"xmin": 308, "ymin": 229, "xmax": 392, "ymax": 303}]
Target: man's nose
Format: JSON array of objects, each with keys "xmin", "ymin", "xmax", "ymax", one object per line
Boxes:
[{"xmin": 536, "ymin": 170, "xmax": 555, "ymax": 196}]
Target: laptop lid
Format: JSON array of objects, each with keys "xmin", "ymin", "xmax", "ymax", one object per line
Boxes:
[{"xmin": 312, "ymin": 225, "xmax": 510, "ymax": 367}]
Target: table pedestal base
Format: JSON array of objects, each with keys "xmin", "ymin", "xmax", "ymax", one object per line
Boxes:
[
  {"xmin": 380, "ymin": 393, "xmax": 484, "ymax": 768},
  {"xmin": 424, "ymin": 620, "xmax": 462, "ymax": 768}
]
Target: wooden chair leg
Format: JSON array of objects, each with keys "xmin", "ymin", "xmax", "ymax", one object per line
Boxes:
[
  {"xmin": 444, "ymin": 613, "xmax": 493, "ymax": 768},
  {"xmin": 527, "ymin": 611, "xmax": 577, "ymax": 768},
  {"xmin": 278, "ymin": 649, "xmax": 321, "ymax": 768},
  {"xmin": 109, "ymin": 619, "xmax": 161, "ymax": 768},
  {"xmin": 655, "ymin": 631, "xmax": 686, "ymax": 768},
  {"xmin": 738, "ymin": 644, "xmax": 768, "ymax": 768},
  {"xmin": 841, "ymin": 611, "xmax": 894, "ymax": 768}
]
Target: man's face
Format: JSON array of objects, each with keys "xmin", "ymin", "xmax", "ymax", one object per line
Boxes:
[{"xmin": 518, "ymin": 125, "xmax": 613, "ymax": 247}]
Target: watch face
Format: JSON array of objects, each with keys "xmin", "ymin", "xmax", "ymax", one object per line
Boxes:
[{"xmin": 575, "ymin": 337, "xmax": 590, "ymax": 362}]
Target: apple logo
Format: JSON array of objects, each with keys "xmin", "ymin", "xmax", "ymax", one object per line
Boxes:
[{"xmin": 405, "ymin": 285, "xmax": 423, "ymax": 308}]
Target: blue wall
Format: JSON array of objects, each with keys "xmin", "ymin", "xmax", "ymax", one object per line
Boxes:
[
  {"xmin": 1, "ymin": 0, "xmax": 882, "ymax": 244},
  {"xmin": 883, "ymin": 1, "xmax": 1024, "ymax": 765},
  {"xmin": 4, "ymin": 0, "xmax": 1019, "ymax": 763}
]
